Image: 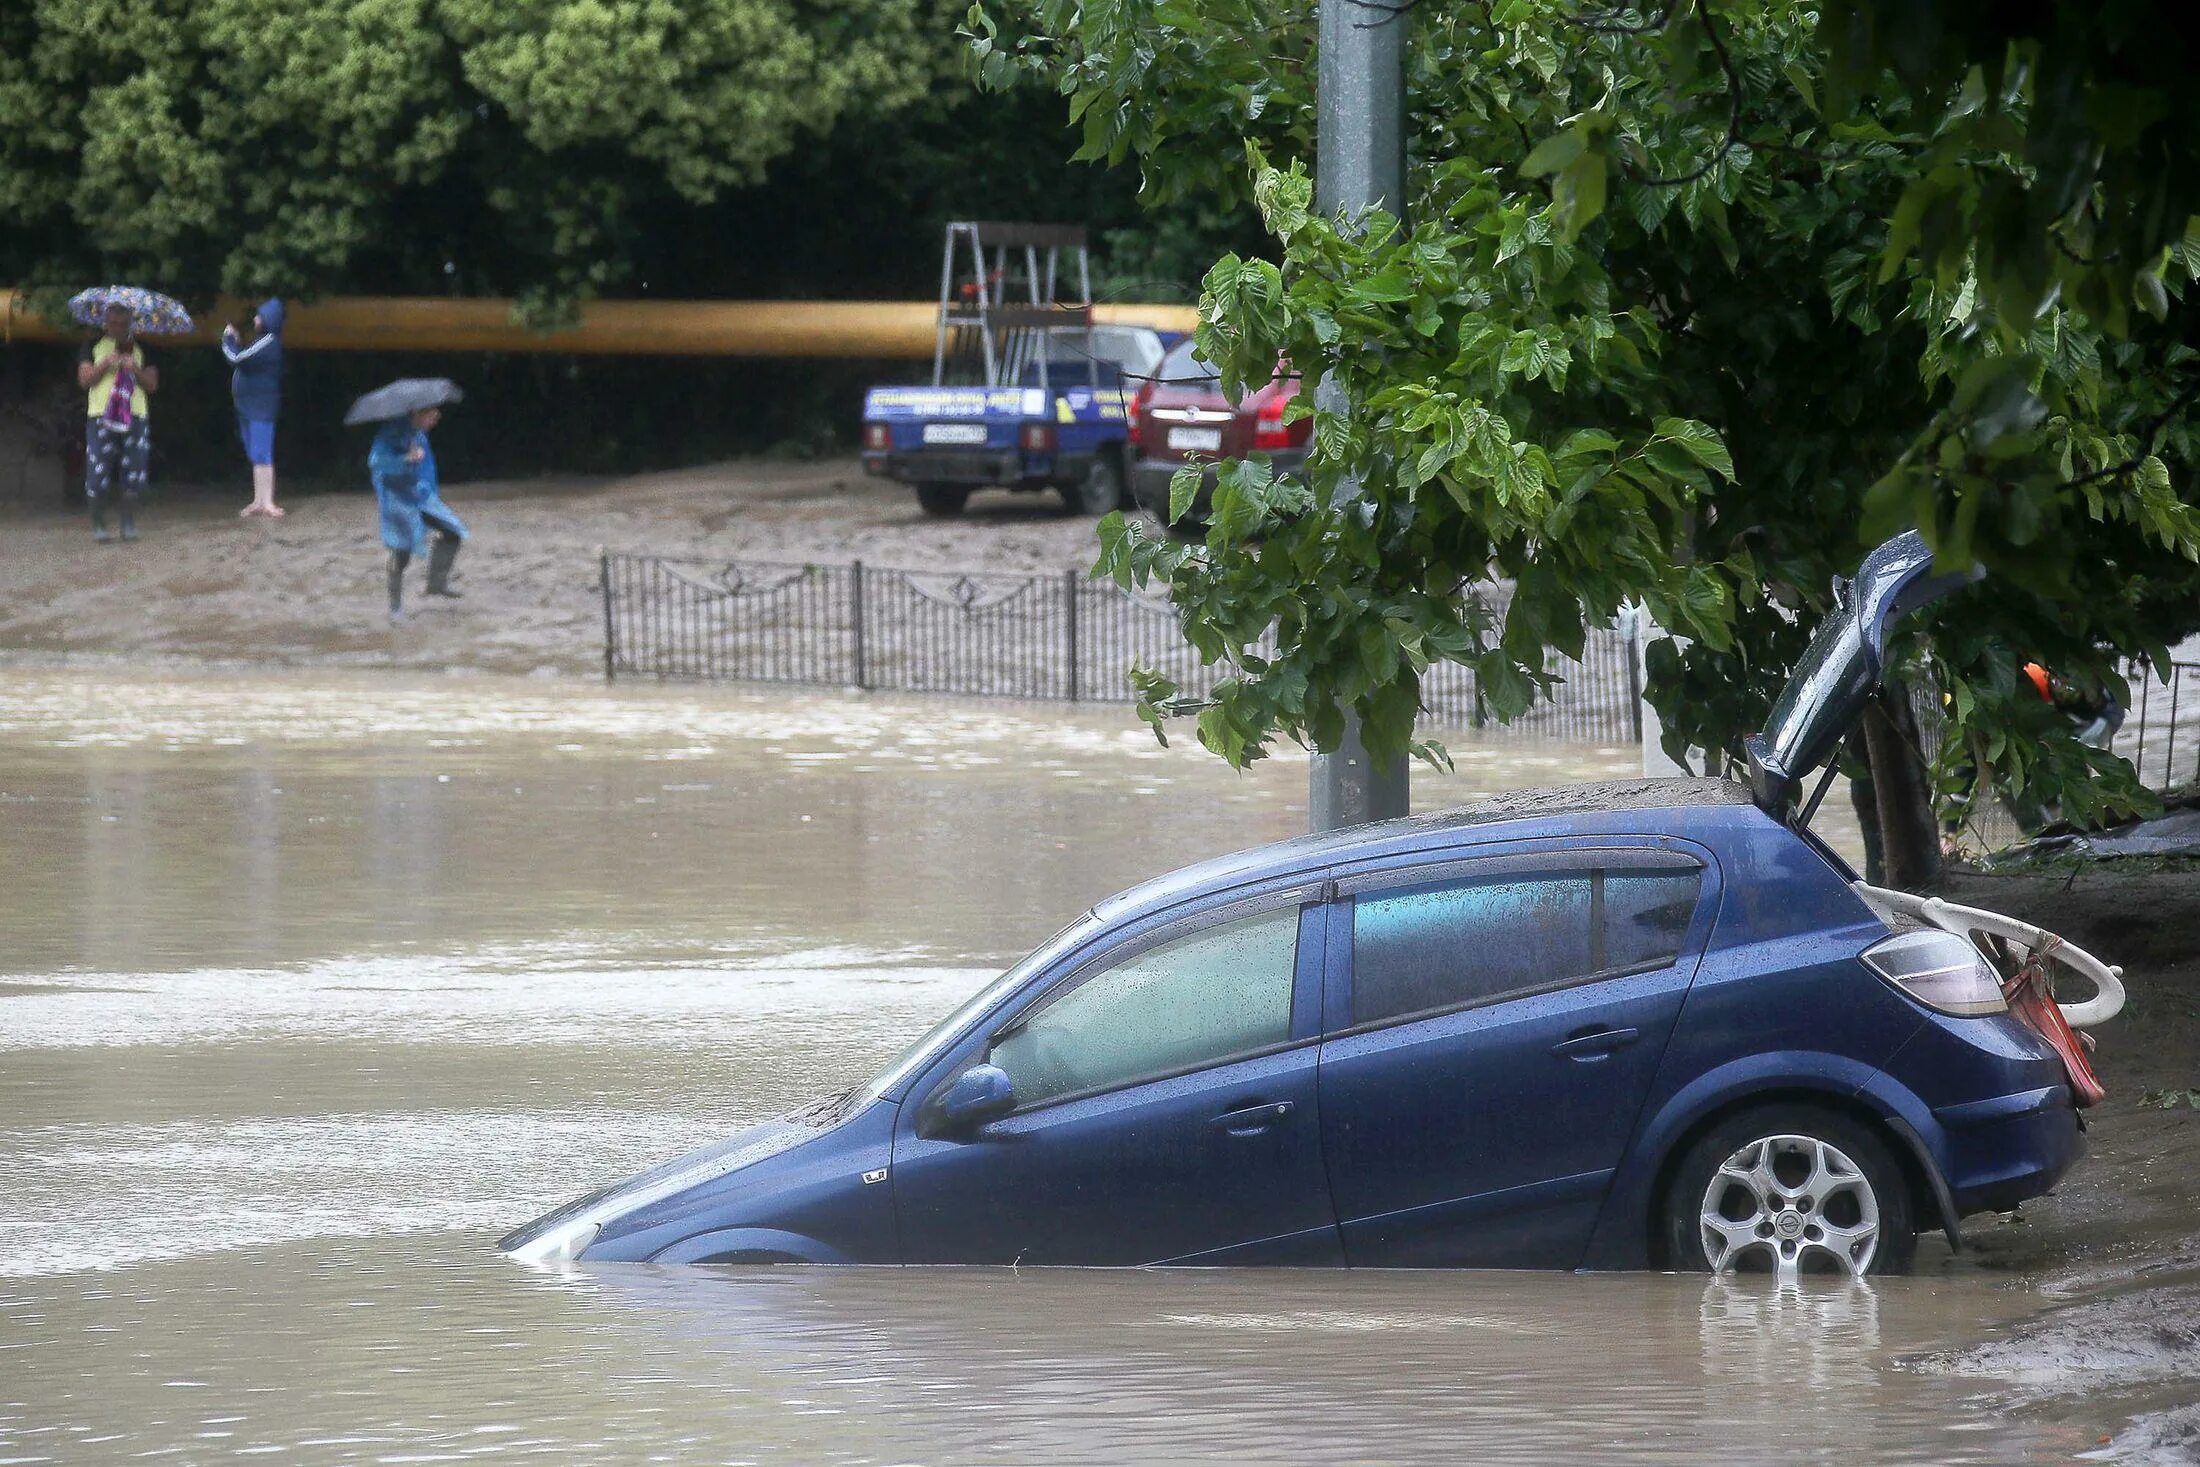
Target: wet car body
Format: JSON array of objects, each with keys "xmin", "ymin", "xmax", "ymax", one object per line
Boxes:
[{"xmin": 505, "ymin": 532, "xmax": 2089, "ymax": 1272}]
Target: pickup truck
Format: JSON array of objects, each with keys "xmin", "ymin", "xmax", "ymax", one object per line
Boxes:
[{"xmin": 861, "ymin": 324, "xmax": 1166, "ymax": 517}]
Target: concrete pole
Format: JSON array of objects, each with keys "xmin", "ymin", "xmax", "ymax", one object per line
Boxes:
[{"xmin": 1310, "ymin": 0, "xmax": 1411, "ymax": 832}]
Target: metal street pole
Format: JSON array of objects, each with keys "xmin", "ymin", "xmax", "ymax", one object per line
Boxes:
[{"xmin": 1309, "ymin": 0, "xmax": 1410, "ymax": 833}]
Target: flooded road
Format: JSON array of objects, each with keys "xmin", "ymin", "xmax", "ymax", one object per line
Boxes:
[{"xmin": 0, "ymin": 665, "xmax": 2192, "ymax": 1463}]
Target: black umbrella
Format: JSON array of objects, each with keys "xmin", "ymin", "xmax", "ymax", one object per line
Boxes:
[{"xmin": 344, "ymin": 377, "xmax": 464, "ymax": 426}]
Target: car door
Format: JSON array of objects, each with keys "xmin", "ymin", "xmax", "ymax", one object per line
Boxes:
[
  {"xmin": 1317, "ymin": 843, "xmax": 1719, "ymax": 1268},
  {"xmin": 889, "ymin": 892, "xmax": 1341, "ymax": 1266}
]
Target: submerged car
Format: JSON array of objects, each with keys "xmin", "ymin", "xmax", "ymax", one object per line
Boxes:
[{"xmin": 505, "ymin": 533, "xmax": 2121, "ymax": 1278}]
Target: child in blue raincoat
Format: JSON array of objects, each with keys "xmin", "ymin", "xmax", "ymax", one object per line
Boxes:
[{"xmin": 369, "ymin": 406, "xmax": 467, "ymax": 623}]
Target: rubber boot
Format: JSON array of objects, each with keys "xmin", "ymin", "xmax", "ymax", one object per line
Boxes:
[
  {"xmin": 91, "ymin": 497, "xmax": 112, "ymax": 544},
  {"xmin": 387, "ymin": 551, "xmax": 409, "ymax": 624},
  {"xmin": 118, "ymin": 495, "xmax": 138, "ymax": 543},
  {"xmin": 425, "ymin": 534, "xmax": 462, "ymax": 598}
]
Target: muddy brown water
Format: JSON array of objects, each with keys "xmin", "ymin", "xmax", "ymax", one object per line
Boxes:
[{"xmin": 1, "ymin": 665, "xmax": 2194, "ymax": 1463}]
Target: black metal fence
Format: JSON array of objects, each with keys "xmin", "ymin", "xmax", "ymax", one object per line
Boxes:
[
  {"xmin": 597, "ymin": 549, "xmax": 2200, "ymax": 787},
  {"xmin": 600, "ymin": 551, "xmax": 1646, "ymax": 742}
]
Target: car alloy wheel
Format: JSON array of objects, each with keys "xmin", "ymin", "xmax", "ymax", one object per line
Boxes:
[{"xmin": 1698, "ymin": 1133, "xmax": 1880, "ymax": 1280}]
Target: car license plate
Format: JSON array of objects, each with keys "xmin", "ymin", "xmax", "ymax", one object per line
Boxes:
[
  {"xmin": 1168, "ymin": 426, "xmax": 1224, "ymax": 451},
  {"xmin": 922, "ymin": 423, "xmax": 989, "ymax": 445}
]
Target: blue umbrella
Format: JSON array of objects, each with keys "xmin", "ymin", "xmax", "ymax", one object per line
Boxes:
[{"xmin": 68, "ymin": 286, "xmax": 193, "ymax": 335}]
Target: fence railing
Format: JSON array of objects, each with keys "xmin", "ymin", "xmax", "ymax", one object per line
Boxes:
[
  {"xmin": 599, "ymin": 550, "xmax": 2200, "ymax": 790},
  {"xmin": 2114, "ymin": 659, "xmax": 2200, "ymax": 795},
  {"xmin": 600, "ymin": 551, "xmax": 1646, "ymax": 743}
]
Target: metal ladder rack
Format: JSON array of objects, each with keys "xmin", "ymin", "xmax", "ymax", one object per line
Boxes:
[{"xmin": 932, "ymin": 221, "xmax": 1099, "ymax": 395}]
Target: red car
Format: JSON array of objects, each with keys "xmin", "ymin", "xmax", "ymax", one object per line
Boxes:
[{"xmin": 1127, "ymin": 339, "xmax": 1308, "ymax": 528}]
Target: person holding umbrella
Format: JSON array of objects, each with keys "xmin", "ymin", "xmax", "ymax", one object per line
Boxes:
[
  {"xmin": 352, "ymin": 378, "xmax": 467, "ymax": 623},
  {"xmin": 68, "ymin": 287, "xmax": 189, "ymax": 542},
  {"xmin": 223, "ymin": 298, "xmax": 287, "ymax": 518}
]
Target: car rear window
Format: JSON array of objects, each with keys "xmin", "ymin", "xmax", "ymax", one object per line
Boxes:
[
  {"xmin": 1349, "ymin": 864, "xmax": 1702, "ymax": 1027},
  {"xmin": 1157, "ymin": 337, "xmax": 1220, "ymax": 385},
  {"xmin": 1017, "ymin": 358, "xmax": 1125, "ymax": 388}
]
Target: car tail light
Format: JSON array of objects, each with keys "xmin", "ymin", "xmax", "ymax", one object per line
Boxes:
[
  {"xmin": 1021, "ymin": 423, "xmax": 1056, "ymax": 453},
  {"xmin": 1126, "ymin": 379, "xmax": 1157, "ymax": 450},
  {"xmin": 1250, "ymin": 381, "xmax": 1309, "ymax": 451},
  {"xmin": 1859, "ymin": 929, "xmax": 2008, "ymax": 1017},
  {"xmin": 862, "ymin": 422, "xmax": 890, "ymax": 451}
]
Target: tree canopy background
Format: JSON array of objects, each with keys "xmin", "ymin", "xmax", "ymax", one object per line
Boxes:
[
  {"xmin": 0, "ymin": 0, "xmax": 1261, "ymax": 477},
  {"xmin": 970, "ymin": 0, "xmax": 2200, "ymax": 880}
]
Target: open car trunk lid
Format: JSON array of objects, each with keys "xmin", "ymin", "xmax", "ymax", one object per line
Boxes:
[{"xmin": 1745, "ymin": 530, "xmax": 1982, "ymax": 816}]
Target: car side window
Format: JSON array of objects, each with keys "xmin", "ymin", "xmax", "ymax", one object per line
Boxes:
[
  {"xmin": 988, "ymin": 907, "xmax": 1298, "ymax": 1108},
  {"xmin": 1349, "ymin": 863, "xmax": 1703, "ymax": 1027},
  {"xmin": 1602, "ymin": 868, "xmax": 1702, "ymax": 973}
]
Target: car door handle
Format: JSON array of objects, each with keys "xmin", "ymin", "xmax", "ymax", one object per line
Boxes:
[
  {"xmin": 1551, "ymin": 1026, "xmax": 1641, "ymax": 1061},
  {"xmin": 1212, "ymin": 1101, "xmax": 1295, "ymax": 1135}
]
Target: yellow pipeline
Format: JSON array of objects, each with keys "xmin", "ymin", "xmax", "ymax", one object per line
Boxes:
[{"xmin": 1, "ymin": 291, "xmax": 1199, "ymax": 357}]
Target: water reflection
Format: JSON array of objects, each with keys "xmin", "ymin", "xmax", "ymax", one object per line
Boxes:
[
  {"xmin": 1698, "ymin": 1277, "xmax": 1881, "ymax": 1405},
  {"xmin": 537, "ymin": 1265, "xmax": 2040, "ymax": 1464},
  {"xmin": 0, "ymin": 1245, "xmax": 2083, "ymax": 1464}
]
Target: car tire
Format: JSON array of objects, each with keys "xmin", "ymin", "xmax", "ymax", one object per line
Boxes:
[
  {"xmin": 1662, "ymin": 1103, "xmax": 1916, "ymax": 1278},
  {"xmin": 1064, "ymin": 454, "xmax": 1125, "ymax": 516},
  {"xmin": 915, "ymin": 483, "xmax": 970, "ymax": 518}
]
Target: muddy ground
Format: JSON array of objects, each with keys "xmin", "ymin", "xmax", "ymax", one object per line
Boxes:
[
  {"xmin": 0, "ymin": 455, "xmax": 1112, "ymax": 676},
  {"xmin": 1930, "ymin": 865, "xmax": 2200, "ymax": 1460}
]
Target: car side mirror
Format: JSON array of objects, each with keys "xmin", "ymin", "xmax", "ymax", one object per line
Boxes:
[{"xmin": 938, "ymin": 1063, "xmax": 1016, "ymax": 1131}]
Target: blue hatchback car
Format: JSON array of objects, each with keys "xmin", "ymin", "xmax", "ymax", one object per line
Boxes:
[{"xmin": 504, "ymin": 533, "xmax": 2106, "ymax": 1278}]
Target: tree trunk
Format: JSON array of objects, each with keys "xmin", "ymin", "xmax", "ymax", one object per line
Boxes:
[
  {"xmin": 1843, "ymin": 726, "xmax": 1885, "ymax": 886},
  {"xmin": 1861, "ymin": 686, "xmax": 1942, "ymax": 891}
]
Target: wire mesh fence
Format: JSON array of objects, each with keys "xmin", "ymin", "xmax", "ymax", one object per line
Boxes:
[{"xmin": 600, "ymin": 551, "xmax": 1645, "ymax": 742}]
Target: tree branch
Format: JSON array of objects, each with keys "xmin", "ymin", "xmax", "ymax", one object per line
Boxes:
[
  {"xmin": 2064, "ymin": 374, "xmax": 2200, "ymax": 490},
  {"xmin": 1565, "ymin": 4, "xmax": 1674, "ymax": 36}
]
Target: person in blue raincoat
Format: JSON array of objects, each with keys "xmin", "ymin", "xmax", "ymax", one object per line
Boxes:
[
  {"xmin": 369, "ymin": 406, "xmax": 467, "ymax": 623},
  {"xmin": 222, "ymin": 298, "xmax": 286, "ymax": 518}
]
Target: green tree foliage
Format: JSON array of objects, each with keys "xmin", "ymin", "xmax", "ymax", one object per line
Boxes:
[
  {"xmin": 0, "ymin": 0, "xmax": 940, "ymax": 308},
  {"xmin": 1, "ymin": 2, "xmax": 1261, "ymax": 483},
  {"xmin": 974, "ymin": 0, "xmax": 2200, "ymax": 837}
]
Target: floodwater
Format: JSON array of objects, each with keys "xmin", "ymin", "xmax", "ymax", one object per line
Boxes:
[{"xmin": 0, "ymin": 665, "xmax": 2185, "ymax": 1463}]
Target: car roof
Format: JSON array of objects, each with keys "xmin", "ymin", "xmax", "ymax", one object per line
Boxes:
[{"xmin": 1093, "ymin": 777, "xmax": 1755, "ymax": 925}]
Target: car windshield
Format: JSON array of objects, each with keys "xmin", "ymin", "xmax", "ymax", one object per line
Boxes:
[{"xmin": 859, "ymin": 911, "xmax": 1104, "ymax": 1102}]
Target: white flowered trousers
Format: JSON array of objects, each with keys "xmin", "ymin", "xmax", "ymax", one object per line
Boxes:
[{"xmin": 84, "ymin": 419, "xmax": 150, "ymax": 504}]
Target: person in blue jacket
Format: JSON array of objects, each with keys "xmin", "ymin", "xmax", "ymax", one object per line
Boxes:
[
  {"xmin": 369, "ymin": 405, "xmax": 467, "ymax": 623},
  {"xmin": 222, "ymin": 298, "xmax": 286, "ymax": 518}
]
